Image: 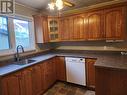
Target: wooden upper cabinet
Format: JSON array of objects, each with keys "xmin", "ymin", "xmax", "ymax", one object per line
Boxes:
[
  {"xmin": 73, "ymin": 15, "xmax": 84, "ymax": 40},
  {"xmin": 42, "ymin": 16, "xmax": 49, "ymax": 43},
  {"xmin": 69, "ymin": 17, "xmax": 74, "ymax": 40},
  {"xmin": 48, "ymin": 17, "xmax": 59, "ymax": 42},
  {"xmin": 59, "ymin": 17, "xmax": 74, "ymax": 41},
  {"xmin": 87, "ymin": 10, "xmax": 104, "ymax": 40},
  {"xmin": 84, "ymin": 14, "xmax": 89, "ymax": 40},
  {"xmin": 59, "ymin": 18, "xmax": 70, "ymax": 41},
  {"xmin": 104, "ymin": 6, "xmax": 126, "ymax": 40},
  {"xmin": 1, "ymin": 73, "xmax": 21, "ymax": 95},
  {"xmin": 33, "ymin": 15, "xmax": 49, "ymax": 43}
]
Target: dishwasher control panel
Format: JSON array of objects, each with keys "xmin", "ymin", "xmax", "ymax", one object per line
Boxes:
[{"xmin": 65, "ymin": 57, "xmax": 85, "ymax": 63}]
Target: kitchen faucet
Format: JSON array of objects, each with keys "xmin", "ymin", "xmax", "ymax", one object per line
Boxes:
[{"xmin": 15, "ymin": 45, "xmax": 24, "ymax": 61}]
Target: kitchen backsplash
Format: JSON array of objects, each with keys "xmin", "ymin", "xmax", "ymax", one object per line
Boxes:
[{"xmin": 43, "ymin": 40, "xmax": 127, "ymax": 51}]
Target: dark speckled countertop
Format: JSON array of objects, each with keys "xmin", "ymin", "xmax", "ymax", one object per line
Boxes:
[
  {"xmin": 94, "ymin": 54, "xmax": 127, "ymax": 70},
  {"xmin": 58, "ymin": 52, "xmax": 127, "ymax": 70},
  {"xmin": 0, "ymin": 51, "xmax": 127, "ymax": 77},
  {"xmin": 0, "ymin": 54, "xmax": 56, "ymax": 76}
]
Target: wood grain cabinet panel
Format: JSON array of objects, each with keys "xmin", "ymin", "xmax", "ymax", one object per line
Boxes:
[
  {"xmin": 32, "ymin": 65, "xmax": 43, "ymax": 95},
  {"xmin": 69, "ymin": 17, "xmax": 74, "ymax": 40},
  {"xmin": 33, "ymin": 15, "xmax": 49, "ymax": 43},
  {"xmin": 55, "ymin": 57, "xmax": 66, "ymax": 81},
  {"xmin": 87, "ymin": 11, "xmax": 104, "ymax": 40},
  {"xmin": 104, "ymin": 6, "xmax": 126, "ymax": 40},
  {"xmin": 43, "ymin": 61, "xmax": 51, "ymax": 90},
  {"xmin": 86, "ymin": 58, "xmax": 97, "ymax": 89},
  {"xmin": 43, "ymin": 58, "xmax": 56, "ymax": 90},
  {"xmin": 49, "ymin": 58, "xmax": 57, "ymax": 85},
  {"xmin": 73, "ymin": 15, "xmax": 84, "ymax": 40},
  {"xmin": 21, "ymin": 69, "xmax": 33, "ymax": 95},
  {"xmin": 84, "ymin": 14, "xmax": 89, "ymax": 40},
  {"xmin": 42, "ymin": 16, "xmax": 49, "ymax": 43},
  {"xmin": 1, "ymin": 73, "xmax": 21, "ymax": 95},
  {"xmin": 59, "ymin": 17, "xmax": 74, "ymax": 41},
  {"xmin": 1, "ymin": 69, "xmax": 33, "ymax": 95},
  {"xmin": 59, "ymin": 18, "xmax": 70, "ymax": 41},
  {"xmin": 95, "ymin": 67, "xmax": 127, "ymax": 95}
]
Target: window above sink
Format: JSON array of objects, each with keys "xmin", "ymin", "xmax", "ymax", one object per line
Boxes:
[{"xmin": 0, "ymin": 15, "xmax": 36, "ymax": 56}]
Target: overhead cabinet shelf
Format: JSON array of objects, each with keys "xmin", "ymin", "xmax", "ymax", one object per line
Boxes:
[{"xmin": 34, "ymin": 5, "xmax": 126, "ymax": 43}]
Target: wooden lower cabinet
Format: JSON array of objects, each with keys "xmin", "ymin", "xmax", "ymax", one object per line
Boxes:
[
  {"xmin": 32, "ymin": 65, "xmax": 43, "ymax": 95},
  {"xmin": 1, "ymin": 68, "xmax": 33, "ymax": 95},
  {"xmin": 43, "ymin": 58, "xmax": 57, "ymax": 90},
  {"xmin": 86, "ymin": 58, "xmax": 96, "ymax": 89},
  {"xmin": 95, "ymin": 67, "xmax": 127, "ymax": 95},
  {"xmin": 21, "ymin": 68, "xmax": 33, "ymax": 95},
  {"xmin": 0, "ymin": 56, "xmax": 73, "ymax": 95},
  {"xmin": 55, "ymin": 57, "xmax": 66, "ymax": 81},
  {"xmin": 1, "ymin": 72, "xmax": 21, "ymax": 95}
]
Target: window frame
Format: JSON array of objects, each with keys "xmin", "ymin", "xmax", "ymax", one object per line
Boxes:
[
  {"xmin": 0, "ymin": 15, "xmax": 36, "ymax": 56},
  {"xmin": 0, "ymin": 16, "xmax": 10, "ymax": 50}
]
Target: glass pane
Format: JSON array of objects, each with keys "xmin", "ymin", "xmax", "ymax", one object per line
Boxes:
[
  {"xmin": 0, "ymin": 17, "xmax": 10, "ymax": 50},
  {"xmin": 13, "ymin": 19, "xmax": 30, "ymax": 48}
]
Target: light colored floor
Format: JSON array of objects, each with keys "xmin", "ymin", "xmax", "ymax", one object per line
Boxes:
[{"xmin": 44, "ymin": 82, "xmax": 95, "ymax": 95}]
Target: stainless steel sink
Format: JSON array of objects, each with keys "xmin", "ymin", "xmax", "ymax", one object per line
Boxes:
[{"xmin": 14, "ymin": 59, "xmax": 36, "ymax": 65}]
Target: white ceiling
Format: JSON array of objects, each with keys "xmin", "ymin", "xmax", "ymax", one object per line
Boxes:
[{"xmin": 16, "ymin": 0, "xmax": 115, "ymax": 11}]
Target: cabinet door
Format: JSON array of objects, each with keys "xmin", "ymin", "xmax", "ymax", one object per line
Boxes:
[
  {"xmin": 21, "ymin": 69, "xmax": 33, "ymax": 95},
  {"xmin": 95, "ymin": 67, "xmax": 127, "ymax": 95},
  {"xmin": 32, "ymin": 65, "xmax": 43, "ymax": 95},
  {"xmin": 87, "ymin": 11, "xmax": 104, "ymax": 40},
  {"xmin": 86, "ymin": 59, "xmax": 96, "ymax": 89},
  {"xmin": 33, "ymin": 15, "xmax": 49, "ymax": 43},
  {"xmin": 73, "ymin": 15, "xmax": 84, "ymax": 40},
  {"xmin": 59, "ymin": 17, "xmax": 74, "ymax": 41},
  {"xmin": 43, "ymin": 61, "xmax": 50, "ymax": 90},
  {"xmin": 56, "ymin": 57, "xmax": 66, "ymax": 81},
  {"xmin": 43, "ymin": 59, "xmax": 56, "ymax": 90},
  {"xmin": 48, "ymin": 58, "xmax": 56, "ymax": 85},
  {"xmin": 40, "ymin": 62, "xmax": 45, "ymax": 91},
  {"xmin": 42, "ymin": 16, "xmax": 49, "ymax": 43},
  {"xmin": 84, "ymin": 14, "xmax": 89, "ymax": 40},
  {"xmin": 59, "ymin": 18, "xmax": 70, "ymax": 41},
  {"xmin": 69, "ymin": 17, "xmax": 74, "ymax": 40},
  {"xmin": 48, "ymin": 18, "xmax": 59, "ymax": 42},
  {"xmin": 1, "ymin": 73, "xmax": 21, "ymax": 95},
  {"xmin": 104, "ymin": 7, "xmax": 125, "ymax": 40}
]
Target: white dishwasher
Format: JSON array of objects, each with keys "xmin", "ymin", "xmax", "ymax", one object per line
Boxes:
[{"xmin": 65, "ymin": 57, "xmax": 86, "ymax": 86}]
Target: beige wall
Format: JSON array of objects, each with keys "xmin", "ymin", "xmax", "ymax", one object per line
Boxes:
[{"xmin": 15, "ymin": 3, "xmax": 39, "ymax": 17}]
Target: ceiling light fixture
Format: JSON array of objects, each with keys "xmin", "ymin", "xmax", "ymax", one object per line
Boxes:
[
  {"xmin": 48, "ymin": 2, "xmax": 55, "ymax": 10},
  {"xmin": 48, "ymin": 0, "xmax": 64, "ymax": 10},
  {"xmin": 56, "ymin": 0, "xmax": 64, "ymax": 10}
]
